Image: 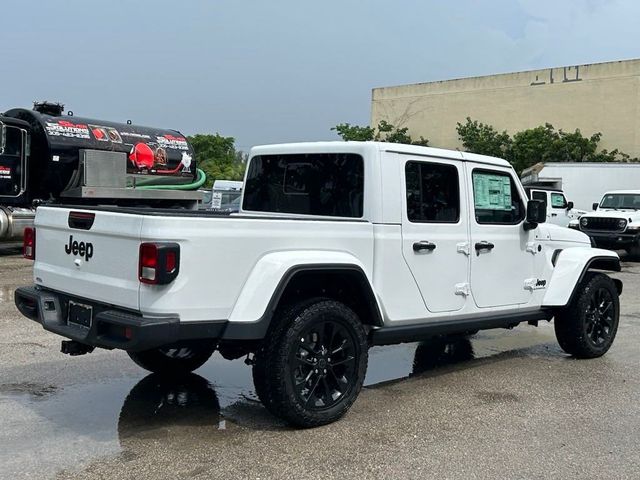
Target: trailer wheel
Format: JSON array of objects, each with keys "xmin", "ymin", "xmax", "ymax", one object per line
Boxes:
[
  {"xmin": 252, "ymin": 298, "xmax": 368, "ymax": 428},
  {"xmin": 554, "ymin": 272, "xmax": 619, "ymax": 358},
  {"xmin": 128, "ymin": 341, "xmax": 216, "ymax": 374}
]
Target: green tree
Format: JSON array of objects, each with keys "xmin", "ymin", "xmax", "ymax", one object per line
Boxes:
[
  {"xmin": 188, "ymin": 134, "xmax": 246, "ymax": 188},
  {"xmin": 455, "ymin": 117, "xmax": 511, "ymax": 159},
  {"xmin": 509, "ymin": 124, "xmax": 557, "ymax": 173},
  {"xmin": 458, "ymin": 118, "xmax": 637, "ymax": 173},
  {"xmin": 332, "ymin": 120, "xmax": 429, "ymax": 146},
  {"xmin": 331, "ymin": 123, "xmax": 376, "ymax": 141}
]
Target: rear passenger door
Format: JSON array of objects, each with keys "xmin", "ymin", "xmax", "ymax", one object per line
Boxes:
[
  {"xmin": 467, "ymin": 166, "xmax": 535, "ymax": 307},
  {"xmin": 401, "ymin": 158, "xmax": 470, "ymax": 313}
]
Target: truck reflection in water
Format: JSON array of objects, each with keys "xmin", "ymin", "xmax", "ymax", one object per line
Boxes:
[
  {"xmin": 411, "ymin": 336, "xmax": 474, "ymax": 376},
  {"xmin": 118, "ymin": 373, "xmax": 222, "ymax": 445},
  {"xmin": 116, "ymin": 335, "xmax": 476, "ymax": 442}
]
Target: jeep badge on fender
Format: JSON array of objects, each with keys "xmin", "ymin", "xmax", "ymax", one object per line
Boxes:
[{"xmin": 64, "ymin": 235, "xmax": 93, "ymax": 261}]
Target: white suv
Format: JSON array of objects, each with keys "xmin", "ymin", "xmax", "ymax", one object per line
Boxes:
[{"xmin": 574, "ymin": 190, "xmax": 640, "ymax": 256}]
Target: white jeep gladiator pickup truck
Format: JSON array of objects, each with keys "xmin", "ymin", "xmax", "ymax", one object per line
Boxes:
[{"xmin": 15, "ymin": 142, "xmax": 623, "ymax": 427}]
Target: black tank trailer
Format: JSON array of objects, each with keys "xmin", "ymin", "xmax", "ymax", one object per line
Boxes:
[{"xmin": 0, "ymin": 102, "xmax": 203, "ymax": 240}]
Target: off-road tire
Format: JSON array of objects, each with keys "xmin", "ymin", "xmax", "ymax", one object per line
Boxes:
[
  {"xmin": 252, "ymin": 298, "xmax": 368, "ymax": 428},
  {"xmin": 128, "ymin": 341, "xmax": 216, "ymax": 374},
  {"xmin": 252, "ymin": 298, "xmax": 321, "ymax": 411},
  {"xmin": 554, "ymin": 272, "xmax": 619, "ymax": 358}
]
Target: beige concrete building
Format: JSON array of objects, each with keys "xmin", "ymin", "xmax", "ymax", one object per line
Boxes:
[{"xmin": 371, "ymin": 59, "xmax": 640, "ymax": 157}]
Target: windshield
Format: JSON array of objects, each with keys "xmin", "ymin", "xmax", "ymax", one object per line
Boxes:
[{"xmin": 600, "ymin": 193, "xmax": 640, "ymax": 210}]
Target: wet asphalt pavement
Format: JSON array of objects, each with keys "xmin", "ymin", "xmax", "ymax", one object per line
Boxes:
[{"xmin": 1, "ymin": 245, "xmax": 639, "ymax": 479}]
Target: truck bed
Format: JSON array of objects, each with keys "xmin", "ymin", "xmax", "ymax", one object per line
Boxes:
[{"xmin": 31, "ymin": 205, "xmax": 374, "ymax": 322}]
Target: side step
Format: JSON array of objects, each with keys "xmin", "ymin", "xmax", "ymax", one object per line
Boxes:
[{"xmin": 370, "ymin": 309, "xmax": 553, "ymax": 346}]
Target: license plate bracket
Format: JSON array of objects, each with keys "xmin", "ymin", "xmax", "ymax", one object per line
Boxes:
[{"xmin": 67, "ymin": 301, "xmax": 93, "ymax": 329}]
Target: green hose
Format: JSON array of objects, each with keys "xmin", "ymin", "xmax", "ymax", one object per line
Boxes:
[{"xmin": 137, "ymin": 168, "xmax": 207, "ymax": 190}]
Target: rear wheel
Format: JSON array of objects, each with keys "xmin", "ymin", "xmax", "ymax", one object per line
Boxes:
[
  {"xmin": 128, "ymin": 341, "xmax": 216, "ymax": 374},
  {"xmin": 252, "ymin": 299, "xmax": 368, "ymax": 428},
  {"xmin": 554, "ymin": 272, "xmax": 619, "ymax": 358}
]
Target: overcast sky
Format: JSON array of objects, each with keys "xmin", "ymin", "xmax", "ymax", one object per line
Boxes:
[{"xmin": 2, "ymin": 0, "xmax": 639, "ymax": 150}]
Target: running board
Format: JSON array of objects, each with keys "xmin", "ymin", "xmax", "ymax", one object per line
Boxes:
[{"xmin": 370, "ymin": 310, "xmax": 553, "ymax": 346}]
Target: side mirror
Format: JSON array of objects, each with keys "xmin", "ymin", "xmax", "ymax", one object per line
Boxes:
[
  {"xmin": 524, "ymin": 199, "xmax": 546, "ymax": 231},
  {"xmin": 592, "ymin": 202, "xmax": 599, "ymax": 211},
  {"xmin": 567, "ymin": 201, "xmax": 574, "ymax": 210},
  {"xmin": 0, "ymin": 124, "xmax": 6, "ymax": 155}
]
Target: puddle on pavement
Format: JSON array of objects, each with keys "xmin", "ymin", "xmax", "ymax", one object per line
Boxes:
[{"xmin": 0, "ymin": 326, "xmax": 556, "ymax": 479}]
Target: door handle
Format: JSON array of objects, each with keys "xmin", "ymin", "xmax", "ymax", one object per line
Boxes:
[
  {"xmin": 551, "ymin": 213, "xmax": 558, "ymax": 217},
  {"xmin": 474, "ymin": 241, "xmax": 495, "ymax": 255},
  {"xmin": 413, "ymin": 241, "xmax": 437, "ymax": 252}
]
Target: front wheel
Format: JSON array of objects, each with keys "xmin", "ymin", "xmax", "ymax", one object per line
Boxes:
[
  {"xmin": 128, "ymin": 341, "xmax": 216, "ymax": 374},
  {"xmin": 554, "ymin": 272, "xmax": 619, "ymax": 358},
  {"xmin": 252, "ymin": 299, "xmax": 368, "ymax": 428}
]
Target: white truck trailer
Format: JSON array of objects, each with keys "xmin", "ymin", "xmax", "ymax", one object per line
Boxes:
[{"xmin": 521, "ymin": 162, "xmax": 640, "ymax": 212}]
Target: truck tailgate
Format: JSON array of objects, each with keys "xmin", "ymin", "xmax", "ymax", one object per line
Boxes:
[{"xmin": 33, "ymin": 206, "xmax": 142, "ymax": 310}]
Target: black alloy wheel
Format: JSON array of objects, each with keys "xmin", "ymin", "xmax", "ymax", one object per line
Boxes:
[
  {"xmin": 252, "ymin": 298, "xmax": 368, "ymax": 427},
  {"xmin": 554, "ymin": 272, "xmax": 619, "ymax": 359},
  {"xmin": 291, "ymin": 319, "xmax": 358, "ymax": 410},
  {"xmin": 584, "ymin": 287, "xmax": 615, "ymax": 347}
]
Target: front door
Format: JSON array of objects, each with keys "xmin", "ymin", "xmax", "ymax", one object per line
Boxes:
[
  {"xmin": 467, "ymin": 166, "xmax": 536, "ymax": 307},
  {"xmin": 401, "ymin": 157, "xmax": 470, "ymax": 313}
]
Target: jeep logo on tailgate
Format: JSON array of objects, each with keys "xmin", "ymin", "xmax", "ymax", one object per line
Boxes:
[{"xmin": 64, "ymin": 235, "xmax": 94, "ymax": 261}]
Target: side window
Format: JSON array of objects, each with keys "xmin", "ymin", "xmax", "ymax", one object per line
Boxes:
[
  {"xmin": 242, "ymin": 153, "xmax": 364, "ymax": 218},
  {"xmin": 550, "ymin": 192, "xmax": 567, "ymax": 208},
  {"xmin": 472, "ymin": 170, "xmax": 525, "ymax": 224},
  {"xmin": 531, "ymin": 191, "xmax": 547, "ymax": 210},
  {"xmin": 531, "ymin": 191, "xmax": 547, "ymax": 203},
  {"xmin": 405, "ymin": 161, "xmax": 460, "ymax": 223}
]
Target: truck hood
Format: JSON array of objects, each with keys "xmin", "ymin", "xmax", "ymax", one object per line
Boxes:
[
  {"xmin": 540, "ymin": 223, "xmax": 590, "ymax": 244},
  {"xmin": 582, "ymin": 209, "xmax": 640, "ymax": 222}
]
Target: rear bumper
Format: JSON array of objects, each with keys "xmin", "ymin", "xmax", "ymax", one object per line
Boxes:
[
  {"xmin": 14, "ymin": 286, "xmax": 227, "ymax": 352},
  {"xmin": 585, "ymin": 231, "xmax": 640, "ymax": 249}
]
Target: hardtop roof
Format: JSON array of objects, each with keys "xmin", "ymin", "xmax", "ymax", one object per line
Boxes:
[{"xmin": 249, "ymin": 141, "xmax": 511, "ymax": 168}]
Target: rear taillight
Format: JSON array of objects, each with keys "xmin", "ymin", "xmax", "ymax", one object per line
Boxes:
[
  {"xmin": 138, "ymin": 242, "xmax": 180, "ymax": 285},
  {"xmin": 23, "ymin": 227, "xmax": 35, "ymax": 260}
]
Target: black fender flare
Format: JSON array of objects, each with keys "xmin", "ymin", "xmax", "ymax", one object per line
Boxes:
[
  {"xmin": 565, "ymin": 256, "xmax": 622, "ymax": 307},
  {"xmin": 222, "ymin": 264, "xmax": 383, "ymax": 340}
]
